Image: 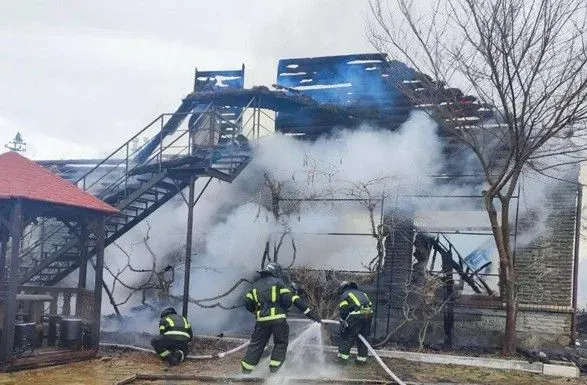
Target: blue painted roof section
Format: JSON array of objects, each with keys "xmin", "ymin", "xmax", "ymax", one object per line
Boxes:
[{"xmin": 275, "ymin": 53, "xmax": 417, "ymax": 136}]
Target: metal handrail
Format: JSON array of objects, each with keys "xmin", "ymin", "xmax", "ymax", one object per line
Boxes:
[
  {"xmin": 79, "ymin": 103, "xmax": 212, "ymax": 193},
  {"xmin": 18, "ymin": 103, "xmax": 214, "ymax": 270}
]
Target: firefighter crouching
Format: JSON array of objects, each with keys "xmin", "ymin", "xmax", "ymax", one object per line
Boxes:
[
  {"xmin": 337, "ymin": 281, "xmax": 373, "ymax": 364},
  {"xmin": 151, "ymin": 307, "xmax": 193, "ymax": 365}
]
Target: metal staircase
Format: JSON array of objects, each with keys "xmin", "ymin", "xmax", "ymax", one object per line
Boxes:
[
  {"xmin": 19, "ymin": 102, "xmax": 251, "ymax": 286},
  {"xmin": 413, "ymin": 231, "xmax": 494, "ymax": 296},
  {"xmin": 429, "ymin": 233, "xmax": 494, "ymax": 295}
]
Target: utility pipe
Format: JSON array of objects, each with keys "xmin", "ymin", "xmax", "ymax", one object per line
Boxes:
[{"xmin": 571, "ymin": 185, "xmax": 582, "ymax": 345}]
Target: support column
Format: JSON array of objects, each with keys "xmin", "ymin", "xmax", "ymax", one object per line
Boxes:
[
  {"xmin": 441, "ymin": 249, "xmax": 454, "ymax": 348},
  {"xmin": 0, "ymin": 220, "xmax": 8, "ymax": 285},
  {"xmin": 182, "ymin": 175, "xmax": 195, "ymax": 318},
  {"xmin": 76, "ymin": 223, "xmax": 88, "ymax": 317},
  {"xmin": 91, "ymin": 217, "xmax": 105, "ymax": 348},
  {"xmin": 1, "ymin": 200, "xmax": 23, "ymax": 363}
]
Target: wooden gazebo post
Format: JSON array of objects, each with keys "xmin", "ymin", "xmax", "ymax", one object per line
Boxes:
[
  {"xmin": 75, "ymin": 221, "xmax": 88, "ymax": 317},
  {"xmin": 1, "ymin": 199, "xmax": 23, "ymax": 363},
  {"xmin": 91, "ymin": 217, "xmax": 105, "ymax": 348}
]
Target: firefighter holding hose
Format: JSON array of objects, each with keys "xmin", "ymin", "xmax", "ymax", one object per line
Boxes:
[
  {"xmin": 241, "ymin": 262, "xmax": 321, "ymax": 374},
  {"xmin": 336, "ymin": 281, "xmax": 373, "ymax": 364},
  {"xmin": 151, "ymin": 307, "xmax": 193, "ymax": 366}
]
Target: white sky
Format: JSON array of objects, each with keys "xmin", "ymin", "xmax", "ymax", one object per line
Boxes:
[{"xmin": 0, "ymin": 0, "xmax": 374, "ymax": 159}]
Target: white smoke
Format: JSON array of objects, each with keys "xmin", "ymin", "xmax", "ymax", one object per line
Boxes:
[
  {"xmin": 102, "ymin": 108, "xmax": 579, "ymax": 336},
  {"xmin": 166, "ymin": 111, "xmax": 445, "ymax": 333},
  {"xmin": 251, "ymin": 111, "xmax": 441, "ymax": 195}
]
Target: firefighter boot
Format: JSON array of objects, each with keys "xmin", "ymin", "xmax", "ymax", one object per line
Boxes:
[{"xmin": 169, "ymin": 350, "xmax": 184, "ymax": 366}]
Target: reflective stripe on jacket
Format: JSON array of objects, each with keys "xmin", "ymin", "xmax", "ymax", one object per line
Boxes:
[
  {"xmin": 338, "ymin": 289, "xmax": 373, "ymax": 319},
  {"xmin": 244, "ymin": 275, "xmax": 293, "ymax": 322},
  {"xmin": 291, "ymin": 294, "xmax": 311, "ymax": 314},
  {"xmin": 159, "ymin": 313, "xmax": 193, "ymax": 340}
]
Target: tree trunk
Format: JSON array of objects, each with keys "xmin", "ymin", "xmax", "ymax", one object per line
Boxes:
[
  {"xmin": 418, "ymin": 321, "xmax": 429, "ymax": 351},
  {"xmin": 484, "ymin": 194, "xmax": 517, "ymax": 355},
  {"xmin": 502, "ymin": 274, "xmax": 518, "ymax": 354}
]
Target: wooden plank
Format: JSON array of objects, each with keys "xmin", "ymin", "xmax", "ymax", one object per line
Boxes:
[{"xmin": 5, "ymin": 349, "xmax": 97, "ymax": 372}]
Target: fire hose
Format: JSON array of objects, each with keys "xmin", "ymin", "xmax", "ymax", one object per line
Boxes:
[
  {"xmin": 99, "ymin": 339, "xmax": 250, "ymax": 360},
  {"xmin": 102, "ymin": 319, "xmax": 405, "ymax": 385},
  {"xmin": 310, "ymin": 319, "xmax": 407, "ymax": 385}
]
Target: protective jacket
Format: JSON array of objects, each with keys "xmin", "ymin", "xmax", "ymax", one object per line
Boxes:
[
  {"xmin": 159, "ymin": 313, "xmax": 193, "ymax": 340},
  {"xmin": 337, "ymin": 288, "xmax": 373, "ymax": 363},
  {"xmin": 244, "ymin": 275, "xmax": 293, "ymax": 322},
  {"xmin": 338, "ymin": 288, "xmax": 373, "ymax": 320},
  {"xmin": 291, "ymin": 291, "xmax": 311, "ymax": 314}
]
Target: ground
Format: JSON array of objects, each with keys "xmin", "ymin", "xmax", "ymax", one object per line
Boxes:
[{"xmin": 0, "ymin": 349, "xmax": 586, "ymax": 385}]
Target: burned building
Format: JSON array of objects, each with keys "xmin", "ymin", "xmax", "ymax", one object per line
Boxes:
[
  {"xmin": 271, "ymin": 53, "xmax": 581, "ymax": 349},
  {"xmin": 10, "ymin": 52, "xmax": 581, "ymax": 359}
]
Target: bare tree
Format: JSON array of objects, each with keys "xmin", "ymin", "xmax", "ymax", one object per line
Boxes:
[
  {"xmin": 259, "ymin": 172, "xmax": 297, "ymax": 267},
  {"xmin": 369, "ymin": 0, "xmax": 587, "ymax": 354},
  {"xmin": 101, "ymin": 223, "xmax": 182, "ymax": 314},
  {"xmin": 402, "ymin": 272, "xmax": 452, "ymax": 351},
  {"xmin": 259, "ymin": 166, "xmax": 336, "ymax": 268},
  {"xmin": 339, "ymin": 178, "xmax": 393, "ymax": 272},
  {"xmin": 103, "ymin": 226, "xmax": 252, "ymax": 313}
]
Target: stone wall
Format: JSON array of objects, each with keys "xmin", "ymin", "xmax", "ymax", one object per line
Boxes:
[
  {"xmin": 373, "ymin": 174, "xmax": 580, "ymax": 348},
  {"xmin": 515, "ymin": 180, "xmax": 579, "ymax": 307},
  {"xmin": 373, "ymin": 305, "xmax": 572, "ymax": 348}
]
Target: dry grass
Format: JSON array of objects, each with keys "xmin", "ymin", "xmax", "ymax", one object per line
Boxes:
[{"xmin": 0, "ymin": 349, "xmax": 585, "ymax": 385}]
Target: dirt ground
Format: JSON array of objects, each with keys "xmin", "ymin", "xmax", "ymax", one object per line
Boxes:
[{"xmin": 0, "ymin": 348, "xmax": 586, "ymax": 385}]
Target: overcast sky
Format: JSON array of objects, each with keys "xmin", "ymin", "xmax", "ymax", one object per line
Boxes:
[{"xmin": 0, "ymin": 0, "xmax": 375, "ymax": 159}]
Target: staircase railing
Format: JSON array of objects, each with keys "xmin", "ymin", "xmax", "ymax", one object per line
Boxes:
[
  {"xmin": 18, "ymin": 103, "xmax": 216, "ymax": 275},
  {"xmin": 19, "ymin": 95, "xmax": 258, "ymax": 284}
]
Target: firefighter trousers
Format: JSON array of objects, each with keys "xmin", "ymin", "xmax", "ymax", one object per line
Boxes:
[
  {"xmin": 338, "ymin": 314, "xmax": 372, "ymax": 362},
  {"xmin": 151, "ymin": 334, "xmax": 189, "ymax": 362},
  {"xmin": 241, "ymin": 319, "xmax": 289, "ymax": 372}
]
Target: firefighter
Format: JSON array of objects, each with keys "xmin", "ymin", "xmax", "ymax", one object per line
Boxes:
[
  {"xmin": 241, "ymin": 262, "xmax": 319, "ymax": 374},
  {"xmin": 337, "ymin": 281, "xmax": 373, "ymax": 365},
  {"xmin": 151, "ymin": 307, "xmax": 193, "ymax": 366},
  {"xmin": 289, "ymin": 281, "xmax": 322, "ymax": 323}
]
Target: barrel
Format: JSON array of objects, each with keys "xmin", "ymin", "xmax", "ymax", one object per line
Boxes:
[
  {"xmin": 14, "ymin": 323, "xmax": 36, "ymax": 350},
  {"xmin": 59, "ymin": 318, "xmax": 82, "ymax": 347}
]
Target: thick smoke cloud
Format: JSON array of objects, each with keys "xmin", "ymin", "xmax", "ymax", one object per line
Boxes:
[{"xmin": 103, "ymin": 109, "xmax": 578, "ymax": 335}]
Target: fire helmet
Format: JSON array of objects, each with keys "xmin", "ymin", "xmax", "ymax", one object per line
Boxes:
[
  {"xmin": 161, "ymin": 307, "xmax": 177, "ymax": 318},
  {"xmin": 290, "ymin": 281, "xmax": 303, "ymax": 294},
  {"xmin": 260, "ymin": 262, "xmax": 282, "ymax": 277},
  {"xmin": 337, "ymin": 281, "xmax": 358, "ymax": 296}
]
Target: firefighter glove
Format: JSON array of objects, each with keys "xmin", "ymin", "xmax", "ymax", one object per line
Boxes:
[{"xmin": 306, "ymin": 309, "xmax": 322, "ymax": 323}]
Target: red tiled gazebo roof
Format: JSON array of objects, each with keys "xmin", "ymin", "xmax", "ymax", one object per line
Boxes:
[{"xmin": 0, "ymin": 151, "xmax": 118, "ymax": 215}]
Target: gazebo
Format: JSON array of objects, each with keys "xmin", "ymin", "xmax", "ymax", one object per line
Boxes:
[{"xmin": 0, "ymin": 151, "xmax": 118, "ymax": 370}]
